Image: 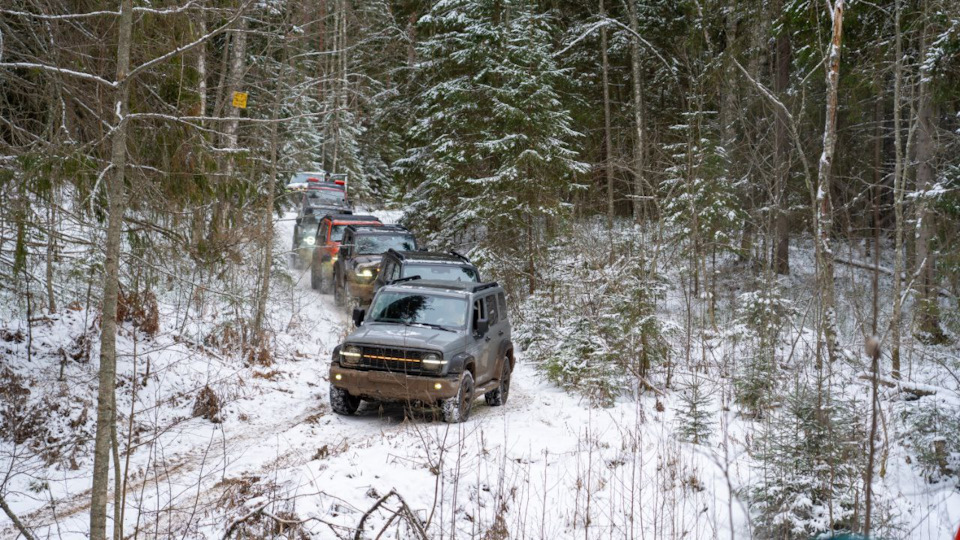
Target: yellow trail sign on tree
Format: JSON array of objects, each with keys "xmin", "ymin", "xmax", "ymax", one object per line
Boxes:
[{"xmin": 232, "ymin": 91, "xmax": 248, "ymax": 108}]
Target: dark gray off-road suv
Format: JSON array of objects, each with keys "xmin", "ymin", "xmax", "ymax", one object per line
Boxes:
[{"xmin": 329, "ymin": 280, "xmax": 513, "ymax": 423}]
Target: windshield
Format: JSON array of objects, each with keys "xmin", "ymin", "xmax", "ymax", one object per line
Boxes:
[
  {"xmin": 370, "ymin": 292, "xmax": 467, "ymax": 329},
  {"xmin": 306, "ymin": 189, "xmax": 345, "ymax": 205},
  {"xmin": 355, "ymin": 234, "xmax": 416, "ymax": 254},
  {"xmin": 402, "ymin": 264, "xmax": 479, "ymax": 282}
]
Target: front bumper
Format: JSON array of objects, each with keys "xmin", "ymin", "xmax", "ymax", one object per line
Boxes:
[
  {"xmin": 296, "ymin": 246, "xmax": 316, "ymax": 262},
  {"xmin": 330, "ymin": 364, "xmax": 460, "ymax": 402}
]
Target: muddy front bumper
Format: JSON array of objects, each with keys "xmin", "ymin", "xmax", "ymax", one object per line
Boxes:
[
  {"xmin": 346, "ymin": 280, "xmax": 375, "ymax": 304},
  {"xmin": 329, "ymin": 364, "xmax": 460, "ymax": 402}
]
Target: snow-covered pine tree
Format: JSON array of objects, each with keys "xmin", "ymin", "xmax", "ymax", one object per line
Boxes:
[{"xmin": 398, "ymin": 0, "xmax": 586, "ymax": 263}]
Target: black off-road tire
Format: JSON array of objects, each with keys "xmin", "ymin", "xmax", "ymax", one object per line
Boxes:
[
  {"xmin": 310, "ymin": 263, "xmax": 320, "ymax": 290},
  {"xmin": 484, "ymin": 359, "xmax": 512, "ymax": 407},
  {"xmin": 330, "ymin": 385, "xmax": 361, "ymax": 415},
  {"xmin": 319, "ymin": 264, "xmax": 333, "ymax": 294},
  {"xmin": 334, "ymin": 272, "xmax": 346, "ymax": 306},
  {"xmin": 442, "ymin": 371, "xmax": 475, "ymax": 423}
]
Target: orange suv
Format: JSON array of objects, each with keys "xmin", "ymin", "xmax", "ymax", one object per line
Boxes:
[{"xmin": 310, "ymin": 214, "xmax": 382, "ymax": 292}]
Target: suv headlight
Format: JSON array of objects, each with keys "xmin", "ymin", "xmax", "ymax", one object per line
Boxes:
[
  {"xmin": 421, "ymin": 352, "xmax": 445, "ymax": 372},
  {"xmin": 354, "ymin": 266, "xmax": 376, "ymax": 283},
  {"xmin": 340, "ymin": 345, "xmax": 361, "ymax": 366},
  {"xmin": 304, "ymin": 236, "xmax": 315, "ymax": 246}
]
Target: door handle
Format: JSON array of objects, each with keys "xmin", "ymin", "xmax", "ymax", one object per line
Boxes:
[
  {"xmin": 498, "ymin": 331, "xmax": 504, "ymax": 336},
  {"xmin": 484, "ymin": 336, "xmax": 491, "ymax": 342}
]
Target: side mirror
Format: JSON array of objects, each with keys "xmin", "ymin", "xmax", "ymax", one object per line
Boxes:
[
  {"xmin": 295, "ymin": 217, "xmax": 302, "ymax": 225},
  {"xmin": 476, "ymin": 317, "xmax": 489, "ymax": 338},
  {"xmin": 352, "ymin": 308, "xmax": 366, "ymax": 327}
]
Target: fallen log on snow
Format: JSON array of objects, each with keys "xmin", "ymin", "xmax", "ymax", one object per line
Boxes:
[{"xmin": 856, "ymin": 372, "xmax": 939, "ymax": 398}]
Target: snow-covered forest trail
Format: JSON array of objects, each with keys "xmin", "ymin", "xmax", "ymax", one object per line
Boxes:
[{"xmin": 1, "ymin": 209, "xmax": 748, "ymax": 539}]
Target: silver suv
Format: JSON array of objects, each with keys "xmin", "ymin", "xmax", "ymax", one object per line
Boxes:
[{"xmin": 329, "ymin": 280, "xmax": 513, "ymax": 423}]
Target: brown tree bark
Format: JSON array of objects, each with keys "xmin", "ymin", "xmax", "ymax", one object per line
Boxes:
[
  {"xmin": 223, "ymin": 10, "xmax": 248, "ymax": 177},
  {"xmin": 891, "ymin": 0, "xmax": 906, "ymax": 378},
  {"xmin": 600, "ymin": 0, "xmax": 614, "ymax": 227},
  {"xmin": 773, "ymin": 13, "xmax": 791, "ymax": 275},
  {"xmin": 912, "ymin": 87, "xmax": 943, "ymax": 341},
  {"xmin": 625, "ymin": 0, "xmax": 645, "ymax": 223},
  {"xmin": 89, "ymin": 0, "xmax": 133, "ymax": 536}
]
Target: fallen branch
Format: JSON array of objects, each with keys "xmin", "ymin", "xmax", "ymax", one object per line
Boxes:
[
  {"xmin": 835, "ymin": 256, "xmax": 954, "ymax": 300},
  {"xmin": 856, "ymin": 372, "xmax": 938, "ymax": 398},
  {"xmin": 354, "ymin": 490, "xmax": 428, "ymax": 540}
]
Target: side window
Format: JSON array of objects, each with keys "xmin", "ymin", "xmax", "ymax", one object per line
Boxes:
[
  {"xmin": 472, "ymin": 299, "xmax": 486, "ymax": 330},
  {"xmin": 392, "ymin": 262, "xmax": 402, "ymax": 281},
  {"xmin": 497, "ymin": 293, "xmax": 508, "ymax": 323},
  {"xmin": 484, "ymin": 295, "xmax": 499, "ymax": 325}
]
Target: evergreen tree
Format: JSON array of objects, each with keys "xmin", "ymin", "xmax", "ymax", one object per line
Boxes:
[{"xmin": 398, "ymin": 0, "xmax": 586, "ymax": 256}]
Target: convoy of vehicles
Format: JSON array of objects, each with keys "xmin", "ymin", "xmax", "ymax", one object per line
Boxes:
[
  {"xmin": 290, "ymin": 172, "xmax": 353, "ymax": 269},
  {"xmin": 332, "ymin": 225, "xmax": 417, "ymax": 308},
  {"xmin": 286, "ymin": 174, "xmax": 507, "ymax": 423},
  {"xmin": 309, "ymin": 214, "xmax": 383, "ymax": 292},
  {"xmin": 329, "ymin": 280, "xmax": 513, "ymax": 423}
]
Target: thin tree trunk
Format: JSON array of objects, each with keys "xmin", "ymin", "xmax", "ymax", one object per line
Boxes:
[
  {"xmin": 45, "ymin": 189, "xmax": 57, "ymax": 313},
  {"xmin": 773, "ymin": 12, "xmax": 791, "ymax": 275},
  {"xmin": 625, "ymin": 0, "xmax": 645, "ymax": 223},
  {"xmin": 912, "ymin": 82, "xmax": 942, "ymax": 341},
  {"xmin": 254, "ymin": 38, "xmax": 287, "ymax": 343},
  {"xmin": 0, "ymin": 494, "xmax": 37, "ymax": 540},
  {"xmin": 223, "ymin": 11, "xmax": 248, "ymax": 176},
  {"xmin": 815, "ymin": 0, "xmax": 844, "ymax": 365},
  {"xmin": 890, "ymin": 0, "xmax": 905, "ymax": 379},
  {"xmin": 197, "ymin": 0, "xmax": 207, "ymax": 120},
  {"xmin": 871, "ymin": 80, "xmax": 882, "ymax": 334},
  {"xmin": 600, "ymin": 0, "xmax": 614, "ymax": 227},
  {"xmin": 863, "ymin": 338, "xmax": 880, "ymax": 536},
  {"xmin": 89, "ymin": 0, "xmax": 133, "ymax": 536}
]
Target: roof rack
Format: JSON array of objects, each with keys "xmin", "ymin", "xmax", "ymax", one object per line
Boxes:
[
  {"xmin": 388, "ymin": 274, "xmax": 421, "ymax": 285},
  {"xmin": 473, "ymin": 281, "xmax": 500, "ymax": 292},
  {"xmin": 323, "ymin": 213, "xmax": 379, "ymax": 222},
  {"xmin": 448, "ymin": 250, "xmax": 470, "ymax": 262},
  {"xmin": 346, "ymin": 224, "xmax": 408, "ymax": 233}
]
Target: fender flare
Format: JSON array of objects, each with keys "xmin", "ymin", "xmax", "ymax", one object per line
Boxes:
[
  {"xmin": 497, "ymin": 340, "xmax": 515, "ymax": 372},
  {"xmin": 449, "ymin": 353, "xmax": 474, "ymax": 376}
]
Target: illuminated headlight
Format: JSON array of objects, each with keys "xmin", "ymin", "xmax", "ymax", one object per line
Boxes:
[
  {"xmin": 303, "ymin": 236, "xmax": 315, "ymax": 245},
  {"xmin": 355, "ymin": 268, "xmax": 373, "ymax": 278},
  {"xmin": 340, "ymin": 345, "xmax": 361, "ymax": 366},
  {"xmin": 421, "ymin": 352, "xmax": 445, "ymax": 372}
]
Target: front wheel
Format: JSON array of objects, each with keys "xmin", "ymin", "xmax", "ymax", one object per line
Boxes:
[
  {"xmin": 334, "ymin": 272, "xmax": 346, "ymax": 306},
  {"xmin": 319, "ymin": 263, "xmax": 333, "ymax": 294},
  {"xmin": 484, "ymin": 359, "xmax": 512, "ymax": 406},
  {"xmin": 330, "ymin": 385, "xmax": 360, "ymax": 415},
  {"xmin": 442, "ymin": 371, "xmax": 475, "ymax": 423},
  {"xmin": 310, "ymin": 263, "xmax": 320, "ymax": 290}
]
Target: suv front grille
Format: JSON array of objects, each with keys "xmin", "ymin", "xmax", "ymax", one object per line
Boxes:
[{"xmin": 358, "ymin": 346, "xmax": 424, "ymax": 375}]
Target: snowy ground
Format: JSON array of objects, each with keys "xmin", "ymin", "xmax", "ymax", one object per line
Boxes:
[{"xmin": 1, "ymin": 209, "xmax": 958, "ymax": 539}]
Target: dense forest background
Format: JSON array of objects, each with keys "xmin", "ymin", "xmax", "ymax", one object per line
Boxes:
[{"xmin": 2, "ymin": 0, "xmax": 960, "ymax": 538}]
